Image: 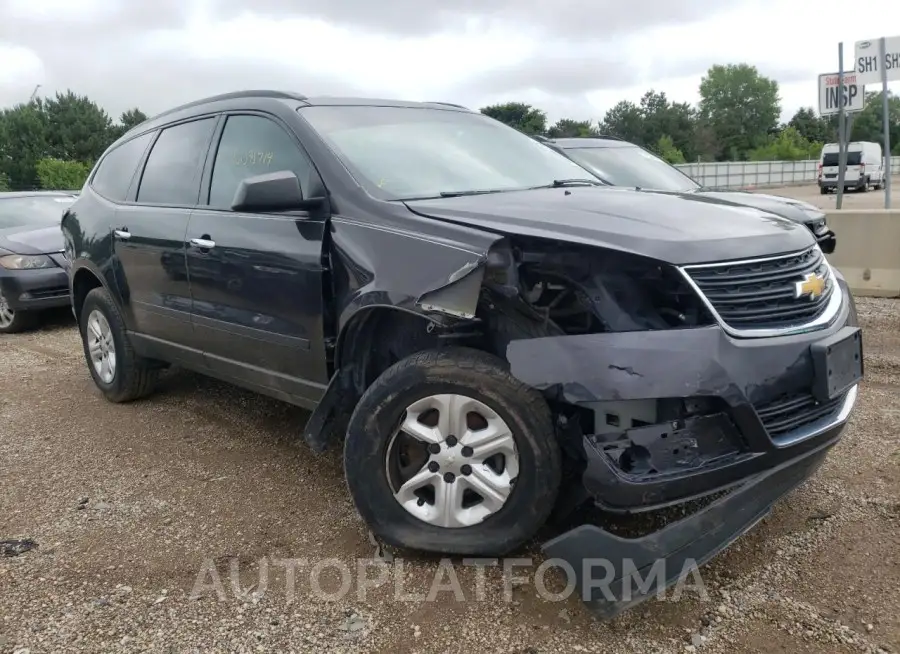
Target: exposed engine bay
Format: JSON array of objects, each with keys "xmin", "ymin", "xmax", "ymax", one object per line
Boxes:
[{"xmin": 479, "ymin": 237, "xmax": 712, "ymax": 340}]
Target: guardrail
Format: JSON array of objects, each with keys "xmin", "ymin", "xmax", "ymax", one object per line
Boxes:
[
  {"xmin": 676, "ymin": 156, "xmax": 900, "ymax": 190},
  {"xmin": 826, "ymin": 209, "xmax": 900, "ymax": 297}
]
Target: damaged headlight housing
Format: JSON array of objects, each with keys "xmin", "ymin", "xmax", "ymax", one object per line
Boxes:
[
  {"xmin": 482, "ymin": 239, "xmax": 714, "ymax": 335},
  {"xmin": 0, "ymin": 254, "xmax": 56, "ymax": 270}
]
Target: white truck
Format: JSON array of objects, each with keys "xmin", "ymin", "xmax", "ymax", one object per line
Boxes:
[{"xmin": 817, "ymin": 141, "xmax": 885, "ymax": 194}]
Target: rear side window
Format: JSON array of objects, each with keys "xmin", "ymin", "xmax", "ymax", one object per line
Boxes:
[
  {"xmin": 91, "ymin": 132, "xmax": 154, "ymax": 201},
  {"xmin": 137, "ymin": 118, "xmax": 217, "ymax": 205},
  {"xmin": 207, "ymin": 115, "xmax": 312, "ymax": 209}
]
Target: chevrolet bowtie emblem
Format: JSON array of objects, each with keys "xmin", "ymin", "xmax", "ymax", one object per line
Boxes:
[{"xmin": 794, "ymin": 272, "xmax": 827, "ymax": 300}]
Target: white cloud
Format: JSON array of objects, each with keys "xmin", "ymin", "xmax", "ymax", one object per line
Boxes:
[{"xmin": 0, "ymin": 0, "xmax": 898, "ymax": 123}]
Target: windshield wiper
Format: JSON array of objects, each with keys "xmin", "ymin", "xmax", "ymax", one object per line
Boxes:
[
  {"xmin": 438, "ymin": 188, "xmax": 507, "ymax": 198},
  {"xmin": 551, "ymin": 178, "xmax": 603, "ymax": 187},
  {"xmin": 528, "ymin": 179, "xmax": 603, "ymax": 190}
]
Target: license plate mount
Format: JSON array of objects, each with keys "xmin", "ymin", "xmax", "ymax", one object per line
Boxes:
[{"xmin": 810, "ymin": 327, "xmax": 863, "ymax": 402}]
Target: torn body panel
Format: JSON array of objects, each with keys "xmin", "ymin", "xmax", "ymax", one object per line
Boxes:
[{"xmin": 302, "ymin": 214, "xmax": 499, "ymax": 450}]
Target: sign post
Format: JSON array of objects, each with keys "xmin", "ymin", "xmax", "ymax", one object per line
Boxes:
[
  {"xmin": 836, "ymin": 44, "xmax": 848, "ymax": 210},
  {"xmin": 818, "ymin": 62, "xmax": 865, "ymax": 210},
  {"xmin": 854, "ymin": 35, "xmax": 899, "ymax": 208},
  {"xmin": 880, "ymin": 38, "xmax": 892, "ymax": 209}
]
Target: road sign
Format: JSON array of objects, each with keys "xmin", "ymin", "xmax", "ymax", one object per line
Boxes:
[
  {"xmin": 854, "ymin": 35, "xmax": 900, "ymax": 85},
  {"xmin": 818, "ymin": 72, "xmax": 866, "ymax": 114}
]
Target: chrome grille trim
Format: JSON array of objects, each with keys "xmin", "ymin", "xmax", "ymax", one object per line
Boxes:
[{"xmin": 678, "ymin": 246, "xmax": 844, "ymax": 338}]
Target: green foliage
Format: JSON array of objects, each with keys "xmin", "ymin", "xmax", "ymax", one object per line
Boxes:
[
  {"xmin": 480, "ymin": 102, "xmax": 547, "ymax": 135},
  {"xmin": 0, "ymin": 90, "xmax": 140, "ymax": 191},
  {"xmin": 0, "ymin": 75, "xmax": 894, "ymax": 194},
  {"xmin": 656, "ymin": 135, "xmax": 686, "ymax": 164},
  {"xmin": 0, "ymin": 101, "xmax": 49, "ymax": 190},
  {"xmin": 546, "ymin": 118, "xmax": 598, "ymax": 138},
  {"xmin": 747, "ymin": 127, "xmax": 821, "ymax": 162},
  {"xmin": 848, "ymin": 91, "xmax": 900, "ymax": 148},
  {"xmin": 699, "ymin": 64, "xmax": 781, "ymax": 160},
  {"xmin": 35, "ymin": 158, "xmax": 92, "ymax": 190},
  {"xmin": 789, "ymin": 107, "xmax": 834, "ymax": 144}
]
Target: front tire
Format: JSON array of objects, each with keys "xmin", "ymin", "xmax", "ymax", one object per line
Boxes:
[
  {"xmin": 0, "ymin": 290, "xmax": 37, "ymax": 334},
  {"xmin": 79, "ymin": 287, "xmax": 159, "ymax": 403},
  {"xmin": 344, "ymin": 347, "xmax": 561, "ymax": 556}
]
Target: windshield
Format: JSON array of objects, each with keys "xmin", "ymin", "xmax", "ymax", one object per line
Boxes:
[
  {"xmin": 822, "ymin": 151, "xmax": 862, "ymax": 166},
  {"xmin": 563, "ymin": 145, "xmax": 701, "ymax": 192},
  {"xmin": 0, "ymin": 195, "xmax": 76, "ymax": 229},
  {"xmin": 298, "ymin": 105, "xmax": 595, "ymax": 200}
]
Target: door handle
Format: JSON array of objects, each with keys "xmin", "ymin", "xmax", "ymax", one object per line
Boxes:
[
  {"xmin": 190, "ymin": 238, "xmax": 216, "ymax": 249},
  {"xmin": 113, "ymin": 228, "xmax": 131, "ymax": 240}
]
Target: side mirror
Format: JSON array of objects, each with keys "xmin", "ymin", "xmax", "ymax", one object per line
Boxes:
[{"xmin": 230, "ymin": 170, "xmax": 319, "ymax": 213}]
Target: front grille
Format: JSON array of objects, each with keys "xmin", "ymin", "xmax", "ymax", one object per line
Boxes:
[
  {"xmin": 755, "ymin": 391, "xmax": 844, "ymax": 439},
  {"xmin": 684, "ymin": 247, "xmax": 834, "ymax": 331}
]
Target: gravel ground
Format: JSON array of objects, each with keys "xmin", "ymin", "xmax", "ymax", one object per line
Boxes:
[{"xmin": 1, "ymin": 299, "xmax": 898, "ymax": 654}]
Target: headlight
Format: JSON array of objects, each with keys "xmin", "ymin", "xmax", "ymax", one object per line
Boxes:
[{"xmin": 0, "ymin": 254, "xmax": 55, "ymax": 270}]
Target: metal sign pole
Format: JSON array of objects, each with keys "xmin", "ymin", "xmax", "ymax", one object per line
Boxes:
[
  {"xmin": 880, "ymin": 37, "xmax": 892, "ymax": 208},
  {"xmin": 836, "ymin": 43, "xmax": 847, "ymax": 210}
]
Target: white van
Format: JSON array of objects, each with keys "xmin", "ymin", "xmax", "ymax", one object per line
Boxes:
[{"xmin": 817, "ymin": 141, "xmax": 885, "ymax": 194}]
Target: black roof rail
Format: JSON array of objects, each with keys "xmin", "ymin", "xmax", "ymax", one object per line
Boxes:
[
  {"xmin": 150, "ymin": 90, "xmax": 308, "ymax": 121},
  {"xmin": 426, "ymin": 101, "xmax": 470, "ymax": 110},
  {"xmin": 531, "ymin": 135, "xmax": 551, "ymax": 142}
]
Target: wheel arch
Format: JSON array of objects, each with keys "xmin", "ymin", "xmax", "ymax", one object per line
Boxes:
[{"xmin": 71, "ymin": 262, "xmax": 110, "ymax": 325}]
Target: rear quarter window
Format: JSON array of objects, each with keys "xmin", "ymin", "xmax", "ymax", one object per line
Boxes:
[{"xmin": 91, "ymin": 131, "xmax": 155, "ymax": 202}]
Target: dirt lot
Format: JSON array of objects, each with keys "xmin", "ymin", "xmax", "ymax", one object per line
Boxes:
[
  {"xmin": 760, "ymin": 175, "xmax": 900, "ymax": 210},
  {"xmin": 1, "ymin": 299, "xmax": 898, "ymax": 654}
]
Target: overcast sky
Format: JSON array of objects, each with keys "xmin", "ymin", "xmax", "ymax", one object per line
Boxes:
[{"xmin": 1, "ymin": 0, "xmax": 898, "ymax": 125}]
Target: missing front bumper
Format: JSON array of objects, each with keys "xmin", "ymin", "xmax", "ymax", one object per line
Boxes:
[{"xmin": 541, "ymin": 437, "xmax": 834, "ymax": 619}]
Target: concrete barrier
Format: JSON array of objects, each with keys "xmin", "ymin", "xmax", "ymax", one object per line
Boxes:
[{"xmin": 825, "ymin": 210, "xmax": 900, "ymax": 298}]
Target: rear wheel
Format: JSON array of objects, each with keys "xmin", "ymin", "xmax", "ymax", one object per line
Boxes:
[
  {"xmin": 0, "ymin": 290, "xmax": 37, "ymax": 334},
  {"xmin": 79, "ymin": 287, "xmax": 159, "ymax": 402},
  {"xmin": 344, "ymin": 347, "xmax": 561, "ymax": 556}
]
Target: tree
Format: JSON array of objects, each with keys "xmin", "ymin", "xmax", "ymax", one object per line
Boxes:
[
  {"xmin": 42, "ymin": 90, "xmax": 114, "ymax": 164},
  {"xmin": 480, "ymin": 102, "xmax": 547, "ymax": 135},
  {"xmin": 110, "ymin": 108, "xmax": 150, "ymax": 140},
  {"xmin": 699, "ymin": 64, "xmax": 781, "ymax": 160},
  {"xmin": 0, "ymin": 101, "xmax": 49, "ymax": 190},
  {"xmin": 848, "ymin": 91, "xmax": 900, "ymax": 149},
  {"xmin": 0, "ymin": 172, "xmax": 9, "ymax": 192},
  {"xmin": 656, "ymin": 135, "xmax": 686, "ymax": 164},
  {"xmin": 599, "ymin": 100, "xmax": 644, "ymax": 144},
  {"xmin": 747, "ymin": 126, "xmax": 820, "ymax": 161},
  {"xmin": 35, "ymin": 158, "xmax": 92, "ymax": 190},
  {"xmin": 546, "ymin": 118, "xmax": 598, "ymax": 138},
  {"xmin": 788, "ymin": 107, "xmax": 834, "ymax": 145},
  {"xmin": 638, "ymin": 91, "xmax": 698, "ymax": 160}
]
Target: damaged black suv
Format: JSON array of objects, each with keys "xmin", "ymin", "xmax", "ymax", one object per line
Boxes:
[{"xmin": 63, "ymin": 91, "xmax": 863, "ymax": 618}]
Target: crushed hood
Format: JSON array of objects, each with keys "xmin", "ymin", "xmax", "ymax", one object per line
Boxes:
[{"xmin": 405, "ymin": 187, "xmax": 815, "ymax": 266}]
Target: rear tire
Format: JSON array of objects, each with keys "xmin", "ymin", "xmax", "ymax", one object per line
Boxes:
[
  {"xmin": 344, "ymin": 347, "xmax": 561, "ymax": 556},
  {"xmin": 79, "ymin": 287, "xmax": 159, "ymax": 403},
  {"xmin": 819, "ymin": 186, "xmax": 828, "ymax": 195}
]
